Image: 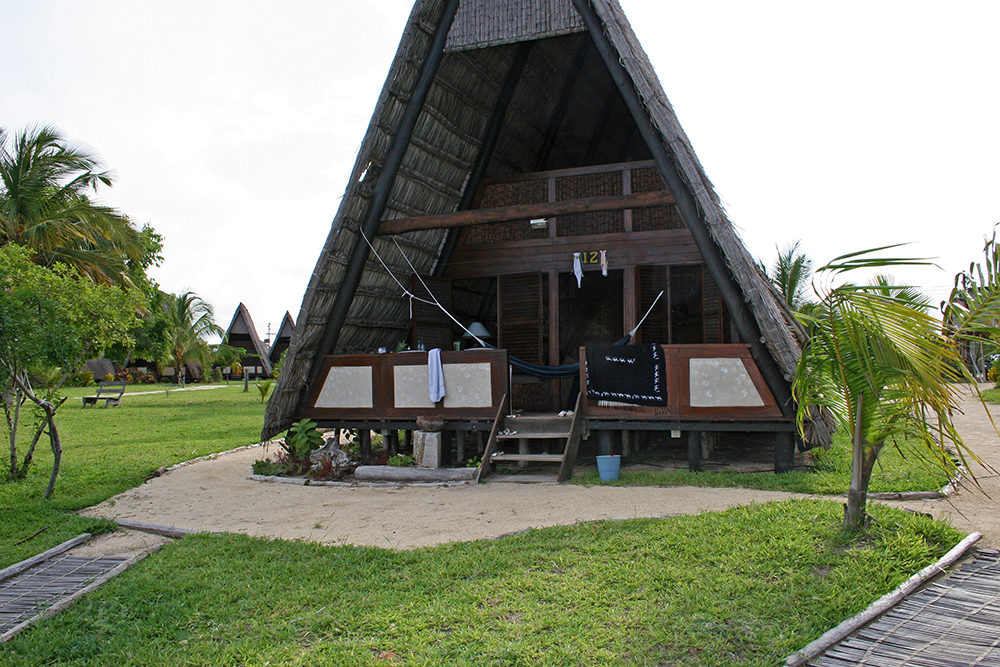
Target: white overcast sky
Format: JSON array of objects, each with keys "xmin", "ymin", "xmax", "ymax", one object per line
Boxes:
[{"xmin": 2, "ymin": 0, "xmax": 998, "ymax": 341}]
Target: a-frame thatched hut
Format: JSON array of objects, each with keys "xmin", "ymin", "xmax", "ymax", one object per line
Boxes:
[
  {"xmin": 268, "ymin": 312, "xmax": 296, "ymax": 367},
  {"xmin": 263, "ymin": 0, "xmax": 829, "ymax": 476},
  {"xmin": 225, "ymin": 303, "xmax": 272, "ymax": 379}
]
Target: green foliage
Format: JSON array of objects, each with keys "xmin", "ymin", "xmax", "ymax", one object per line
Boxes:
[
  {"xmin": 254, "ymin": 379, "xmax": 273, "ymax": 403},
  {"xmin": 0, "ymin": 500, "xmax": 961, "ymax": 666},
  {"xmin": 211, "ymin": 343, "xmax": 246, "ymax": 370},
  {"xmin": 0, "ymin": 245, "xmax": 143, "ymax": 492},
  {"xmin": 271, "ymin": 348, "xmax": 286, "ymax": 379},
  {"xmin": 64, "ymin": 370, "xmax": 94, "ymax": 387},
  {"xmin": 942, "ymin": 230, "xmax": 1000, "ymax": 378},
  {"xmin": 0, "ymin": 124, "xmax": 158, "ymax": 285},
  {"xmin": 280, "ymin": 419, "xmax": 324, "ymax": 473},
  {"xmin": 163, "ymin": 291, "xmax": 223, "ymax": 384},
  {"xmin": 770, "ymin": 239, "xmax": 814, "ymax": 311},
  {"xmin": 387, "ymin": 453, "xmax": 414, "ymax": 467},
  {"xmin": 794, "ymin": 246, "xmax": 977, "ymax": 530}
]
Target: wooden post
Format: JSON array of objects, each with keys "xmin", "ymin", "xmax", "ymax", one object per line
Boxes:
[
  {"xmin": 456, "ymin": 430, "xmax": 465, "ymax": 462},
  {"xmin": 774, "ymin": 431, "xmax": 795, "ymax": 474},
  {"xmin": 687, "ymin": 430, "xmax": 701, "ymax": 472},
  {"xmin": 359, "ymin": 429, "xmax": 371, "ymax": 460},
  {"xmin": 598, "ymin": 430, "xmax": 613, "ymax": 456},
  {"xmin": 519, "ymin": 437, "xmax": 529, "ymax": 469}
]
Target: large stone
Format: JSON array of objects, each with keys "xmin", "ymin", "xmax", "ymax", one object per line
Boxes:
[
  {"xmin": 413, "ymin": 430, "xmax": 441, "ymax": 468},
  {"xmin": 310, "ymin": 440, "xmax": 353, "ymax": 468}
]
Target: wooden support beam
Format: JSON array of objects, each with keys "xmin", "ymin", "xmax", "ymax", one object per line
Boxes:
[{"xmin": 379, "ymin": 190, "xmax": 675, "ymax": 235}]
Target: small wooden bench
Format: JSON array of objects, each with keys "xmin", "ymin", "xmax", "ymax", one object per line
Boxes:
[{"xmin": 82, "ymin": 381, "xmax": 127, "ymax": 408}]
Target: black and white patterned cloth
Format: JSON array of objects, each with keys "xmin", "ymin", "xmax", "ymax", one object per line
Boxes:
[{"xmin": 585, "ymin": 344, "xmax": 667, "ymax": 407}]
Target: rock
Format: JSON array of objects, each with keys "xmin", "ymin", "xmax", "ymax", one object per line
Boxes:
[{"xmin": 309, "ymin": 440, "xmax": 353, "ymax": 468}]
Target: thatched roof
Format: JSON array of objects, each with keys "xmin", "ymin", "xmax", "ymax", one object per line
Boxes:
[
  {"xmin": 225, "ymin": 302, "xmax": 272, "ymax": 375},
  {"xmin": 268, "ymin": 311, "xmax": 295, "ymax": 365},
  {"xmin": 262, "ymin": 0, "xmax": 822, "ymax": 442}
]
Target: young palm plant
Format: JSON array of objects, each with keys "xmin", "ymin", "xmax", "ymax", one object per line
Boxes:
[
  {"xmin": 794, "ymin": 247, "xmax": 983, "ymax": 531},
  {"xmin": 163, "ymin": 291, "xmax": 223, "ymax": 385},
  {"xmin": 771, "ymin": 240, "xmax": 814, "ymax": 312}
]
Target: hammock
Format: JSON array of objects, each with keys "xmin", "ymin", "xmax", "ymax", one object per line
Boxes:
[{"xmin": 493, "ymin": 333, "xmax": 633, "ymax": 379}]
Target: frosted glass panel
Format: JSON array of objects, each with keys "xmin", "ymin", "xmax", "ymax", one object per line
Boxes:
[
  {"xmin": 442, "ymin": 362, "xmax": 493, "ymax": 408},
  {"xmin": 394, "ymin": 365, "xmax": 435, "ymax": 408},
  {"xmin": 315, "ymin": 366, "xmax": 373, "ymax": 408},
  {"xmin": 689, "ymin": 358, "xmax": 764, "ymax": 407}
]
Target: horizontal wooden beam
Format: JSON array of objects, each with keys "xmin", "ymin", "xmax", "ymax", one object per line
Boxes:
[{"xmin": 377, "ymin": 190, "xmax": 676, "ymax": 236}]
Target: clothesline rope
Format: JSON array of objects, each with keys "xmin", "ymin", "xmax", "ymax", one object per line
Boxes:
[{"xmin": 357, "ymin": 225, "xmax": 664, "ymax": 376}]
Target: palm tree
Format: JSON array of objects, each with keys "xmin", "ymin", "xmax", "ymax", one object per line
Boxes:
[
  {"xmin": 793, "ymin": 247, "xmax": 985, "ymax": 531},
  {"xmin": 770, "ymin": 240, "xmax": 814, "ymax": 312},
  {"xmin": 0, "ymin": 124, "xmax": 147, "ymax": 284},
  {"xmin": 163, "ymin": 291, "xmax": 224, "ymax": 385}
]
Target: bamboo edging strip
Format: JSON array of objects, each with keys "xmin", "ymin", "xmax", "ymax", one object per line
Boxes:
[
  {"xmin": 783, "ymin": 531, "xmax": 983, "ymax": 667},
  {"xmin": 0, "ymin": 533, "xmax": 92, "ymax": 584}
]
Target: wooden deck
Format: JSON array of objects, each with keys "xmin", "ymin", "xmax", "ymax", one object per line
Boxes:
[{"xmin": 810, "ymin": 549, "xmax": 1000, "ymax": 666}]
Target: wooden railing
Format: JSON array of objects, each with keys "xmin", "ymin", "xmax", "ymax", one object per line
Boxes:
[
  {"xmin": 304, "ymin": 349, "xmax": 508, "ymax": 422},
  {"xmin": 580, "ymin": 344, "xmax": 786, "ymax": 421}
]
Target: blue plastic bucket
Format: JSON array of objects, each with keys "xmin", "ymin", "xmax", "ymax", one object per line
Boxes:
[{"xmin": 596, "ymin": 454, "xmax": 620, "ymax": 481}]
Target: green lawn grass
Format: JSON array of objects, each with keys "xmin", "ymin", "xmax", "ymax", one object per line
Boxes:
[
  {"xmin": 1, "ymin": 499, "xmax": 960, "ymax": 667},
  {"xmin": 0, "ymin": 386, "xmax": 970, "ymax": 665},
  {"xmin": 980, "ymin": 385, "xmax": 1000, "ymax": 404},
  {"xmin": 1, "ymin": 384, "xmax": 265, "ymax": 568},
  {"xmin": 574, "ymin": 428, "xmax": 953, "ymax": 494}
]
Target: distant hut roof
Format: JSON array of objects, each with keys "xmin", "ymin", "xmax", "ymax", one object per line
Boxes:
[
  {"xmin": 262, "ymin": 0, "xmax": 824, "ymax": 443},
  {"xmin": 268, "ymin": 312, "xmax": 296, "ymax": 365},
  {"xmin": 225, "ymin": 303, "xmax": 272, "ymax": 375}
]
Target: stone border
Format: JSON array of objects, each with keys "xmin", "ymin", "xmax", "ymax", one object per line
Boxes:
[{"xmin": 247, "ymin": 474, "xmax": 472, "ymax": 488}]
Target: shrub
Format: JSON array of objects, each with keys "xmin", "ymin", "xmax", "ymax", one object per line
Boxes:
[
  {"xmin": 387, "ymin": 454, "xmax": 415, "ymax": 467},
  {"xmin": 280, "ymin": 419, "xmax": 324, "ymax": 474},
  {"xmin": 65, "ymin": 370, "xmax": 94, "ymax": 387},
  {"xmin": 102, "ymin": 373, "xmax": 115, "ymax": 382}
]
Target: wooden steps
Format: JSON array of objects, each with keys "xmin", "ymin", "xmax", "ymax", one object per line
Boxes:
[{"xmin": 479, "ymin": 393, "xmax": 584, "ymax": 482}]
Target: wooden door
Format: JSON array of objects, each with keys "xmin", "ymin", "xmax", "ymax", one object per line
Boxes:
[{"xmin": 497, "ymin": 273, "xmax": 544, "ymax": 364}]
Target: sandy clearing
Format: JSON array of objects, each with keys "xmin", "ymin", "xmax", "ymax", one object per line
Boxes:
[{"xmin": 78, "ymin": 385, "xmax": 1000, "ymax": 555}]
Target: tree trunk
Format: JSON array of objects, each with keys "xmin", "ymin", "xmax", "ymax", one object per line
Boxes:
[
  {"xmin": 844, "ymin": 393, "xmax": 867, "ymax": 531},
  {"xmin": 843, "ymin": 392, "xmax": 884, "ymax": 531},
  {"xmin": 44, "ymin": 412, "xmax": 62, "ymax": 499},
  {"xmin": 4, "ymin": 386, "xmax": 22, "ymax": 477}
]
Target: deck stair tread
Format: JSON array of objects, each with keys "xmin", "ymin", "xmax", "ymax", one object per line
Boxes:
[
  {"xmin": 496, "ymin": 430, "xmax": 570, "ymax": 440},
  {"xmin": 490, "ymin": 453, "xmax": 565, "ymax": 462}
]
